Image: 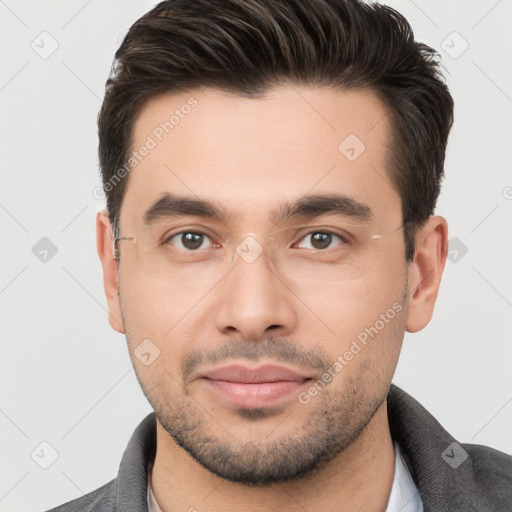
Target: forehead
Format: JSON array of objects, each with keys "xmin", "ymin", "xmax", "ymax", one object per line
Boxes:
[{"xmin": 120, "ymin": 86, "xmax": 401, "ymax": 230}]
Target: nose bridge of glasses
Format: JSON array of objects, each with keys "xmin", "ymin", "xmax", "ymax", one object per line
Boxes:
[{"xmin": 230, "ymin": 232, "xmax": 278, "ymax": 266}]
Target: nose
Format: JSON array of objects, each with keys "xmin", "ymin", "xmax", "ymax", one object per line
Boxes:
[{"xmin": 214, "ymin": 237, "xmax": 298, "ymax": 341}]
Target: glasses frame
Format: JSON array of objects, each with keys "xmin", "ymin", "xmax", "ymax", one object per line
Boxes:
[{"xmin": 112, "ymin": 216, "xmax": 410, "ymax": 264}]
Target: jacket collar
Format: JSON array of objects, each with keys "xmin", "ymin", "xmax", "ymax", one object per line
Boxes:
[
  {"xmin": 115, "ymin": 412, "xmax": 156, "ymax": 511},
  {"xmin": 387, "ymin": 384, "xmax": 511, "ymax": 511},
  {"xmin": 115, "ymin": 384, "xmax": 507, "ymax": 511}
]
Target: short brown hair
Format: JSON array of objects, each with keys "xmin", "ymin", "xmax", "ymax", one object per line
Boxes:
[{"xmin": 98, "ymin": 0, "xmax": 454, "ymax": 261}]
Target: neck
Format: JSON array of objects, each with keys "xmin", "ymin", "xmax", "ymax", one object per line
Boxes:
[{"xmin": 150, "ymin": 401, "xmax": 396, "ymax": 512}]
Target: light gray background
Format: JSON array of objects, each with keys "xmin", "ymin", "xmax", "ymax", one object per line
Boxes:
[{"xmin": 1, "ymin": 1, "xmax": 511, "ymax": 511}]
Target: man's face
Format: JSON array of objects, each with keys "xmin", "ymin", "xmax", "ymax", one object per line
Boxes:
[{"xmin": 113, "ymin": 86, "xmax": 411, "ymax": 484}]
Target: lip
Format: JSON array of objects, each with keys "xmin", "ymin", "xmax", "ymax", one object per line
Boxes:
[
  {"xmin": 201, "ymin": 364, "xmax": 308, "ymax": 383},
  {"xmin": 198, "ymin": 364, "xmax": 312, "ymax": 409}
]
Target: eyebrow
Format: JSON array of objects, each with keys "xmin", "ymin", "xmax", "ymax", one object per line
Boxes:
[{"xmin": 142, "ymin": 192, "xmax": 373, "ymax": 227}]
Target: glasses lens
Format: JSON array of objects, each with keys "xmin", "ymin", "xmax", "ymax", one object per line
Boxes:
[{"xmin": 117, "ymin": 220, "xmax": 403, "ymax": 286}]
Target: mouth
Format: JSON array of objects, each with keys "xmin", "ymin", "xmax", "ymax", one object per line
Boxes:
[{"xmin": 197, "ymin": 364, "xmax": 313, "ymax": 409}]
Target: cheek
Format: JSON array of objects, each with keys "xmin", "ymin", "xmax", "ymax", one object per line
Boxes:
[
  {"xmin": 298, "ymin": 258, "xmax": 407, "ymax": 368},
  {"xmin": 303, "ymin": 269, "xmax": 406, "ymax": 330},
  {"xmin": 119, "ymin": 266, "xmax": 209, "ymax": 334},
  {"xmin": 118, "ymin": 270, "xmax": 211, "ymax": 378}
]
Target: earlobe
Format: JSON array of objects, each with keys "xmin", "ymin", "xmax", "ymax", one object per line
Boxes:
[
  {"xmin": 96, "ymin": 210, "xmax": 125, "ymax": 334},
  {"xmin": 405, "ymin": 216, "xmax": 448, "ymax": 333}
]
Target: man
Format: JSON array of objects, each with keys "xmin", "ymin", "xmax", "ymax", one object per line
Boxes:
[{"xmin": 48, "ymin": 0, "xmax": 512, "ymax": 510}]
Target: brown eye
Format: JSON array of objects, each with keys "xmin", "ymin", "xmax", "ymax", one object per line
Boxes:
[
  {"xmin": 167, "ymin": 231, "xmax": 211, "ymax": 251},
  {"xmin": 296, "ymin": 231, "xmax": 345, "ymax": 250},
  {"xmin": 310, "ymin": 232, "xmax": 332, "ymax": 250}
]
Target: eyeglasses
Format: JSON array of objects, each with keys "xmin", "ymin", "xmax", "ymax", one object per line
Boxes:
[{"xmin": 113, "ymin": 218, "xmax": 407, "ymax": 286}]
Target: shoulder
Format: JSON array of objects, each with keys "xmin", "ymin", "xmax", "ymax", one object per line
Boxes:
[
  {"xmin": 463, "ymin": 442, "xmax": 512, "ymax": 489},
  {"xmin": 387, "ymin": 385, "xmax": 512, "ymax": 508},
  {"xmin": 43, "ymin": 479, "xmax": 116, "ymax": 512}
]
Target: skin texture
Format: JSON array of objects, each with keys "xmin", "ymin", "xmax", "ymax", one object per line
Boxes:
[{"xmin": 97, "ymin": 86, "xmax": 448, "ymax": 511}]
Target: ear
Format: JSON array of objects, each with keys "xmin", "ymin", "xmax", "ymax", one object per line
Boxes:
[
  {"xmin": 406, "ymin": 215, "xmax": 448, "ymax": 333},
  {"xmin": 96, "ymin": 210, "xmax": 125, "ymax": 334}
]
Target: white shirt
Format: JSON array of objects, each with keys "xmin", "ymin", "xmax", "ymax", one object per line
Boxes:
[
  {"xmin": 147, "ymin": 442, "xmax": 423, "ymax": 511},
  {"xmin": 147, "ymin": 467, "xmax": 163, "ymax": 512},
  {"xmin": 385, "ymin": 442, "xmax": 423, "ymax": 512}
]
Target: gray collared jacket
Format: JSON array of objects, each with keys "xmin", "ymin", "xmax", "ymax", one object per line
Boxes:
[{"xmin": 45, "ymin": 385, "xmax": 512, "ymax": 511}]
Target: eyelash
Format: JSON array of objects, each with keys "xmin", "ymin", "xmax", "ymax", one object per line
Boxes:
[{"xmin": 162, "ymin": 229, "xmax": 349, "ymax": 251}]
